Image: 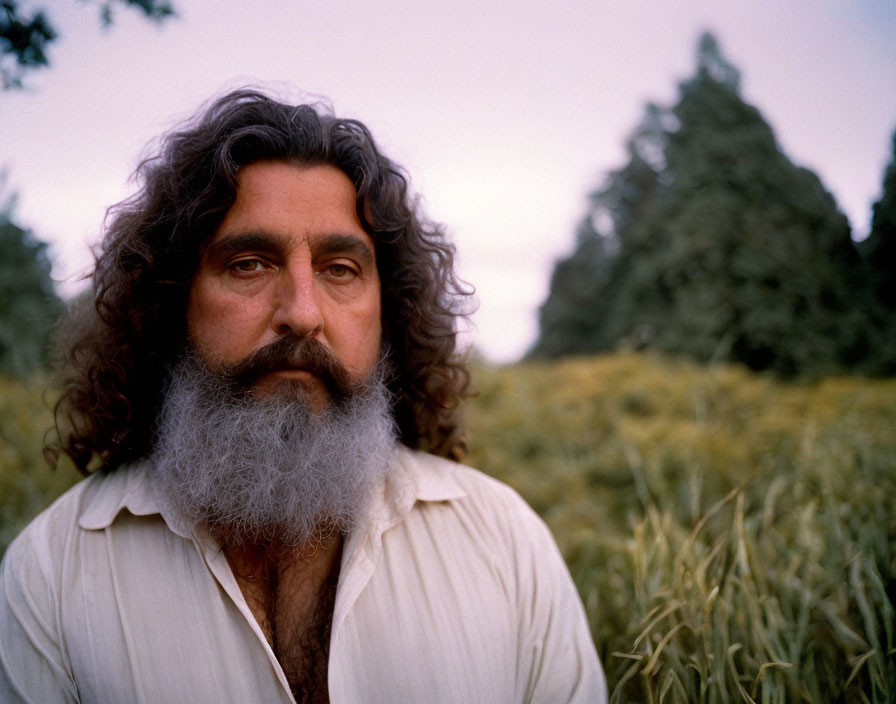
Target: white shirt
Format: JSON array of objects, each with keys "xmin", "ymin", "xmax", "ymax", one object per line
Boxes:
[{"xmin": 0, "ymin": 446, "xmax": 606, "ymax": 703}]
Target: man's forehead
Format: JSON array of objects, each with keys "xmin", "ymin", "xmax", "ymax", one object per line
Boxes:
[{"xmin": 198, "ymin": 161, "xmax": 374, "ymax": 254}]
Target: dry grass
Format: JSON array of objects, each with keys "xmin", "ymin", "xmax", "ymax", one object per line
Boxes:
[
  {"xmin": 0, "ymin": 375, "xmax": 79, "ymax": 552},
  {"xmin": 467, "ymin": 353, "xmax": 896, "ymax": 702}
]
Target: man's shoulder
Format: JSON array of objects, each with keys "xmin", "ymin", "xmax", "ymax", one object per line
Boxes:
[
  {"xmin": 1, "ymin": 464, "xmax": 140, "ymax": 574},
  {"xmin": 401, "ymin": 447, "xmax": 532, "ymax": 507},
  {"xmin": 1, "ymin": 473, "xmax": 94, "ymax": 606},
  {"xmin": 396, "ymin": 447, "xmax": 551, "ymax": 544},
  {"xmin": 5, "ymin": 473, "xmax": 94, "ymax": 553}
]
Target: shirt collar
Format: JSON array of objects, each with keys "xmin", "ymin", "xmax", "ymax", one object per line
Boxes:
[
  {"xmin": 357, "ymin": 445, "xmax": 467, "ymax": 541},
  {"xmin": 77, "ymin": 460, "xmax": 177, "ymax": 530},
  {"xmin": 76, "ymin": 444, "xmax": 468, "ymax": 536},
  {"xmin": 399, "ymin": 445, "xmax": 467, "ymax": 502}
]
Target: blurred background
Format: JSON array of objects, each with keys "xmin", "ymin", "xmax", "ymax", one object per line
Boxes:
[
  {"xmin": 2, "ymin": 1, "xmax": 896, "ymax": 701},
  {"xmin": 2, "ymin": 0, "xmax": 895, "ymax": 366}
]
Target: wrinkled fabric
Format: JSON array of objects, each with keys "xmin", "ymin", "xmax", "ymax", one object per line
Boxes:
[{"xmin": 0, "ymin": 446, "xmax": 607, "ymax": 703}]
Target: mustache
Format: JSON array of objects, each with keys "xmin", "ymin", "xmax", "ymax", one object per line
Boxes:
[{"xmin": 218, "ymin": 335, "xmax": 358, "ymax": 401}]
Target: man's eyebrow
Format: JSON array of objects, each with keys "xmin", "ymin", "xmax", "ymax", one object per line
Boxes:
[
  {"xmin": 203, "ymin": 231, "xmax": 376, "ymax": 268},
  {"xmin": 203, "ymin": 232, "xmax": 284, "ymax": 262},
  {"xmin": 314, "ymin": 233, "xmax": 375, "ymax": 267}
]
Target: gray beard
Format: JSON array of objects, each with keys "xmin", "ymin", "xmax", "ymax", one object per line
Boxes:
[{"xmin": 150, "ymin": 354, "xmax": 396, "ymax": 548}]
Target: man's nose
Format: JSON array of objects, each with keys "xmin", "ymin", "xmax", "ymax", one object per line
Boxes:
[{"xmin": 270, "ymin": 263, "xmax": 324, "ymax": 338}]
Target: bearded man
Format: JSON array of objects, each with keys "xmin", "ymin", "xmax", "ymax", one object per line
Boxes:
[{"xmin": 0, "ymin": 90, "xmax": 606, "ymax": 703}]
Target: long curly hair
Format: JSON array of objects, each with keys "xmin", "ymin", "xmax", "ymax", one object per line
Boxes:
[{"xmin": 50, "ymin": 89, "xmax": 472, "ymax": 474}]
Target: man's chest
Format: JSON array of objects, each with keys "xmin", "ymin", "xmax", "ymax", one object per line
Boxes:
[{"xmin": 59, "ymin": 515, "xmax": 523, "ymax": 704}]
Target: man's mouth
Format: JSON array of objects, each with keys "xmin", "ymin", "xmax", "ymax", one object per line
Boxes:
[{"xmin": 260, "ymin": 367, "xmax": 317, "ymax": 381}]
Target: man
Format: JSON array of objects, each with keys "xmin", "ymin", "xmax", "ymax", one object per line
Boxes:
[{"xmin": 0, "ymin": 90, "xmax": 606, "ymax": 703}]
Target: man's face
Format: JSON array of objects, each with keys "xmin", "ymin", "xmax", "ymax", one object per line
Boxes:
[{"xmin": 186, "ymin": 161, "xmax": 382, "ymax": 408}]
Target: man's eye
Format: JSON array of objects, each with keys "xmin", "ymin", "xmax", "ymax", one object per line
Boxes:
[
  {"xmin": 325, "ymin": 264, "xmax": 357, "ymax": 280},
  {"xmin": 230, "ymin": 259, "xmax": 266, "ymax": 274}
]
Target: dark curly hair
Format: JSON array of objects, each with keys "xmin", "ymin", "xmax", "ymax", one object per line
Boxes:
[{"xmin": 50, "ymin": 89, "xmax": 472, "ymax": 474}]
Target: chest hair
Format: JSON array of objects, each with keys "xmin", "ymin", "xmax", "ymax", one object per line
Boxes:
[{"xmin": 227, "ymin": 536, "xmax": 343, "ymax": 704}]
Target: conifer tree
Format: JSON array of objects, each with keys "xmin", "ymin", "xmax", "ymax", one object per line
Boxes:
[
  {"xmin": 865, "ymin": 129, "xmax": 896, "ymax": 307},
  {"xmin": 861, "ymin": 128, "xmax": 896, "ymax": 373},
  {"xmin": 532, "ymin": 32, "xmax": 870, "ymax": 376},
  {"xmin": 531, "ymin": 107, "xmax": 664, "ymax": 357},
  {"xmin": 0, "ymin": 200, "xmax": 62, "ymax": 376}
]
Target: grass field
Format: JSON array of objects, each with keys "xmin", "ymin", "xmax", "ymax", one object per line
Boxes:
[
  {"xmin": 467, "ymin": 353, "xmax": 896, "ymax": 702},
  {"xmin": 2, "ymin": 353, "xmax": 895, "ymax": 701}
]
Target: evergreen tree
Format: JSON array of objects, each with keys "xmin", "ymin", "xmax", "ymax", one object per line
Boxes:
[
  {"xmin": 861, "ymin": 127, "xmax": 896, "ymax": 373},
  {"xmin": 532, "ymin": 218, "xmax": 613, "ymax": 358},
  {"xmin": 0, "ymin": 199, "xmax": 62, "ymax": 376},
  {"xmin": 864, "ymin": 129, "xmax": 896, "ymax": 306},
  {"xmin": 532, "ymin": 32, "xmax": 870, "ymax": 376},
  {"xmin": 531, "ymin": 107, "xmax": 664, "ymax": 357}
]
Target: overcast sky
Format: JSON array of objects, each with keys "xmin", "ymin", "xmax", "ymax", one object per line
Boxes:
[{"xmin": 2, "ymin": 0, "xmax": 895, "ymax": 363}]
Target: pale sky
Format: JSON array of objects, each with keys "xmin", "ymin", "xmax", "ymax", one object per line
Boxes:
[{"xmin": 2, "ymin": 0, "xmax": 895, "ymax": 363}]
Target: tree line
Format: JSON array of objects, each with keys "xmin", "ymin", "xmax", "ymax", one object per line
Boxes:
[
  {"xmin": 2, "ymin": 29, "xmax": 894, "ymax": 378},
  {"xmin": 0, "ymin": 192, "xmax": 61, "ymax": 376},
  {"xmin": 1, "ymin": 0, "xmax": 174, "ymax": 376},
  {"xmin": 531, "ymin": 32, "xmax": 895, "ymax": 377}
]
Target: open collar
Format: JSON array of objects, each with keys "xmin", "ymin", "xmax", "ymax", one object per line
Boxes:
[{"xmin": 76, "ymin": 444, "xmax": 468, "ymax": 540}]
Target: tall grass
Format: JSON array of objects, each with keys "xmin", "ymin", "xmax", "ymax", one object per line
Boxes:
[
  {"xmin": 467, "ymin": 353, "xmax": 896, "ymax": 702},
  {"xmin": 0, "ymin": 376, "xmax": 79, "ymax": 554},
  {"xmin": 1, "ymin": 354, "xmax": 894, "ymax": 700}
]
